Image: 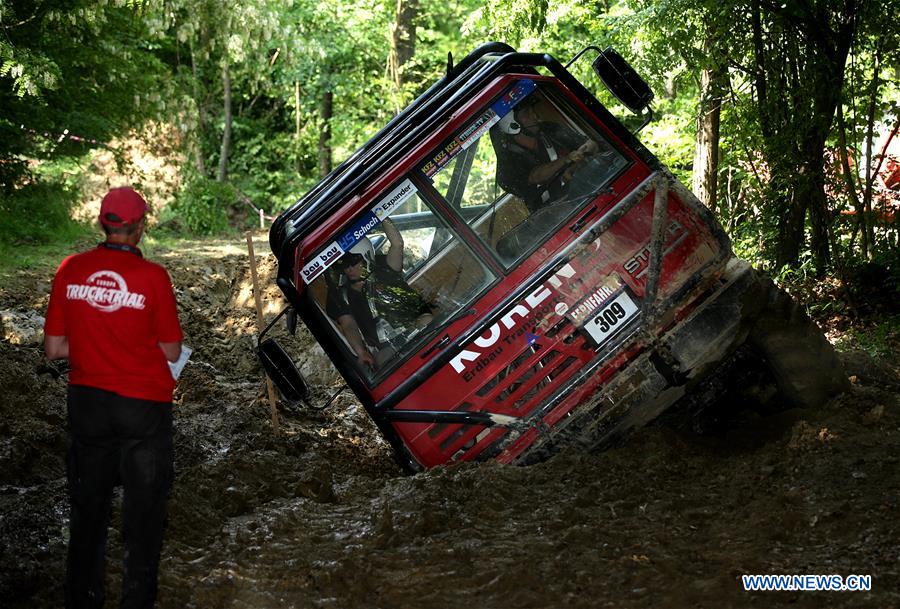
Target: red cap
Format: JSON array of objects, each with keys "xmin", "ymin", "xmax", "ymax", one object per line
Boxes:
[{"xmin": 99, "ymin": 187, "xmax": 147, "ymax": 227}]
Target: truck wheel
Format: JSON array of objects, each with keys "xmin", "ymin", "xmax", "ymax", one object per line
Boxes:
[{"xmin": 747, "ymin": 273, "xmax": 849, "ymax": 408}]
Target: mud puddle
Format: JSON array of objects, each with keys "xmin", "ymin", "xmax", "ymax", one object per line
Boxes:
[{"xmin": 1, "ymin": 235, "xmax": 898, "ymax": 608}]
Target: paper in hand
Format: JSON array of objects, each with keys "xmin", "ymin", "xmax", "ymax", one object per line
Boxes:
[{"xmin": 169, "ymin": 345, "xmax": 193, "ymax": 380}]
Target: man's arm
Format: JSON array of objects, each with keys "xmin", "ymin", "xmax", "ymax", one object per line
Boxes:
[
  {"xmin": 337, "ymin": 314, "xmax": 376, "ymax": 368},
  {"xmin": 381, "ymin": 217, "xmax": 404, "ymax": 273},
  {"xmin": 528, "ymin": 156, "xmax": 574, "ymax": 185},
  {"xmin": 44, "ymin": 334, "xmax": 69, "ymax": 360},
  {"xmin": 159, "ymin": 341, "xmax": 182, "ymax": 363},
  {"xmin": 153, "ymin": 267, "xmax": 184, "ymax": 363},
  {"xmin": 529, "ymin": 126, "xmax": 599, "ymax": 184}
]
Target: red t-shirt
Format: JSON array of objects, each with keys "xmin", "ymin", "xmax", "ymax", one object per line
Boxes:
[{"xmin": 44, "ymin": 244, "xmax": 184, "ymax": 402}]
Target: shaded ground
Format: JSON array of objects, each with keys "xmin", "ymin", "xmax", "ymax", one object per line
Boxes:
[{"xmin": 1, "ymin": 235, "xmax": 898, "ymax": 608}]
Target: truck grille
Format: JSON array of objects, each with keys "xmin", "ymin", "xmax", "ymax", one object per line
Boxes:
[{"xmin": 431, "ymin": 324, "xmax": 590, "ymax": 461}]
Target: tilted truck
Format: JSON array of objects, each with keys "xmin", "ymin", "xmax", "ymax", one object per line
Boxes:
[{"xmin": 258, "ymin": 42, "xmax": 848, "ymax": 472}]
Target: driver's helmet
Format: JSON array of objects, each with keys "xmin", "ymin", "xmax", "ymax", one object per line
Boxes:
[
  {"xmin": 337, "ymin": 236, "xmax": 376, "ymax": 273},
  {"xmin": 350, "ymin": 237, "xmax": 375, "ymax": 264}
]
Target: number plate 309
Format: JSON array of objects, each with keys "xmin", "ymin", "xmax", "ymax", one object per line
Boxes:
[{"xmin": 584, "ymin": 291, "xmax": 639, "ymax": 346}]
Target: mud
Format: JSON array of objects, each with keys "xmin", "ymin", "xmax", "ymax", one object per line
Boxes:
[{"xmin": 1, "ymin": 234, "xmax": 898, "ymax": 608}]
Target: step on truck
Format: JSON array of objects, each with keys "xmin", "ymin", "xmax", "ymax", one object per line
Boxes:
[{"xmin": 259, "ymin": 42, "xmax": 848, "ymax": 472}]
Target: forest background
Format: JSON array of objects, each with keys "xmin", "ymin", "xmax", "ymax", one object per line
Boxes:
[{"xmin": 1, "ymin": 0, "xmax": 898, "ymax": 346}]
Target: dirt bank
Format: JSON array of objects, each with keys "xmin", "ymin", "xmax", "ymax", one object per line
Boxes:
[{"xmin": 1, "ymin": 235, "xmax": 898, "ymax": 608}]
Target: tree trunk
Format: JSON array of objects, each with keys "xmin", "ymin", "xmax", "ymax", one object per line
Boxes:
[
  {"xmin": 750, "ymin": 0, "xmax": 770, "ymax": 139},
  {"xmin": 804, "ymin": 155, "xmax": 832, "ymax": 271},
  {"xmin": 295, "ymin": 81, "xmax": 302, "ymax": 173},
  {"xmin": 773, "ymin": 132, "xmax": 840, "ymax": 272},
  {"xmin": 190, "ymin": 42, "xmax": 207, "ymax": 176},
  {"xmin": 773, "ymin": 176, "xmax": 808, "ymax": 270},
  {"xmin": 861, "ymin": 46, "xmax": 882, "ymax": 260},
  {"xmin": 835, "ymin": 102, "xmax": 867, "ymax": 256},
  {"xmin": 388, "ymin": 0, "xmax": 418, "ymax": 88},
  {"xmin": 217, "ymin": 61, "xmax": 232, "ymax": 183},
  {"xmin": 692, "ymin": 35, "xmax": 726, "ymax": 212},
  {"xmin": 318, "ymin": 89, "xmax": 333, "ymax": 178},
  {"xmin": 751, "ymin": 1, "xmax": 855, "ymax": 272},
  {"xmin": 663, "ymin": 73, "xmax": 677, "ymax": 100}
]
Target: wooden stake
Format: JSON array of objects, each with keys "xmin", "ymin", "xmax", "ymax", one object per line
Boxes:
[{"xmin": 246, "ymin": 232, "xmax": 280, "ymax": 435}]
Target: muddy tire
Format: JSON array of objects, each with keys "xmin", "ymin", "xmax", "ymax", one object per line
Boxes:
[{"xmin": 747, "ymin": 272, "xmax": 849, "ymax": 408}]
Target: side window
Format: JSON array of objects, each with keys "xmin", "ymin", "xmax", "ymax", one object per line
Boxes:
[
  {"xmin": 304, "ymin": 185, "xmax": 495, "ymax": 383},
  {"xmin": 423, "ymin": 80, "xmax": 629, "ymax": 266}
]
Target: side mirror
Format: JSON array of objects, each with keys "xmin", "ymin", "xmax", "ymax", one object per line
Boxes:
[
  {"xmin": 592, "ymin": 47, "xmax": 654, "ymax": 114},
  {"xmin": 257, "ymin": 338, "xmax": 309, "ymax": 403}
]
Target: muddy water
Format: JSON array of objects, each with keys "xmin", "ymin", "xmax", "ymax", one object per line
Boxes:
[{"xmin": 2, "ymin": 238, "xmax": 899, "ymax": 608}]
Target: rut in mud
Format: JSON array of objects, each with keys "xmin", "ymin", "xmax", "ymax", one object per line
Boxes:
[{"xmin": 1, "ymin": 235, "xmax": 898, "ymax": 609}]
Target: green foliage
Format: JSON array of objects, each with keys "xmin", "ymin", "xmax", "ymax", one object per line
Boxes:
[
  {"xmin": 0, "ymin": 181, "xmax": 86, "ymax": 247},
  {"xmin": 1, "ymin": 1, "xmax": 170, "ymax": 188},
  {"xmin": 169, "ymin": 177, "xmax": 235, "ymax": 235},
  {"xmin": 0, "ymin": 233, "xmax": 97, "ymax": 273},
  {"xmin": 772, "ymin": 251, "xmax": 819, "ymax": 284},
  {"xmin": 481, "ymin": 0, "xmax": 550, "ymax": 46},
  {"xmin": 1, "ymin": 0, "xmax": 897, "ymax": 287},
  {"xmin": 228, "ymin": 127, "xmax": 311, "ymax": 212},
  {"xmin": 833, "ymin": 314, "xmax": 900, "ymax": 359},
  {"xmin": 640, "ymin": 102, "xmax": 696, "ymax": 181}
]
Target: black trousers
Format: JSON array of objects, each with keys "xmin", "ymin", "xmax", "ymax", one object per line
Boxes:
[{"xmin": 65, "ymin": 385, "xmax": 174, "ymax": 609}]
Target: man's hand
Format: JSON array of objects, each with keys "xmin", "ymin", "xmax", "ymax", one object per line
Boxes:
[
  {"xmin": 567, "ymin": 141, "xmax": 599, "ymax": 165},
  {"xmin": 355, "ymin": 347, "xmax": 376, "ymax": 369},
  {"xmin": 563, "ymin": 141, "xmax": 601, "ymax": 180},
  {"xmin": 159, "ymin": 341, "xmax": 182, "ymax": 363},
  {"xmin": 579, "ymin": 140, "xmax": 599, "ymax": 155}
]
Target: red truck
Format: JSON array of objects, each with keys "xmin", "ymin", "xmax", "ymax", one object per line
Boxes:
[{"xmin": 259, "ymin": 43, "xmax": 847, "ymax": 471}]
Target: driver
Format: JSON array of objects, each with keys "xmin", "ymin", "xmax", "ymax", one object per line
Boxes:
[
  {"xmin": 491, "ymin": 95, "xmax": 604, "ymax": 212},
  {"xmin": 326, "ymin": 217, "xmax": 435, "ymax": 370}
]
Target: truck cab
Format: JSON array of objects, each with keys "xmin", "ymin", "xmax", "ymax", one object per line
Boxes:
[{"xmin": 263, "ymin": 43, "xmax": 846, "ymax": 471}]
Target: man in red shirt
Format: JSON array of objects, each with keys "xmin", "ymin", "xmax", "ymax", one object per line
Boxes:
[{"xmin": 44, "ymin": 186, "xmax": 183, "ymax": 609}]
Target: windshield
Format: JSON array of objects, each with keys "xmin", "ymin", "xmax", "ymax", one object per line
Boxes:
[
  {"xmin": 301, "ymin": 79, "xmax": 628, "ymax": 385},
  {"xmin": 423, "ymin": 79, "xmax": 629, "ymax": 266},
  {"xmin": 304, "ymin": 184, "xmax": 496, "ymax": 383}
]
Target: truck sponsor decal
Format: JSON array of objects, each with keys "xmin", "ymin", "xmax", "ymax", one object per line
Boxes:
[
  {"xmin": 423, "ymin": 136, "xmax": 478, "ymax": 178},
  {"xmin": 301, "ymin": 241, "xmax": 345, "ymax": 284},
  {"xmin": 489, "ymin": 78, "xmax": 537, "ymax": 117},
  {"xmin": 456, "ymin": 109, "xmax": 499, "ymax": 151},
  {"xmin": 372, "ymin": 178, "xmax": 416, "ymax": 220},
  {"xmin": 450, "ymin": 262, "xmax": 575, "ymax": 377},
  {"xmin": 301, "ymin": 181, "xmax": 420, "ymax": 284},
  {"xmin": 623, "ymin": 219, "xmax": 689, "ymax": 279},
  {"xmin": 422, "ymin": 79, "xmax": 537, "ymax": 179},
  {"xmin": 566, "ymin": 276, "xmax": 622, "ymax": 326},
  {"xmin": 338, "ymin": 211, "xmax": 379, "ymax": 251}
]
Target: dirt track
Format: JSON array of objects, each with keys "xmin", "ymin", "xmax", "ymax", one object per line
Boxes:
[{"xmin": 1, "ymin": 235, "xmax": 898, "ymax": 608}]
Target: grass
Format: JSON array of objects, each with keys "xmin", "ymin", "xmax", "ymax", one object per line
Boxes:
[
  {"xmin": 0, "ymin": 226, "xmax": 235, "ymax": 274},
  {"xmin": 0, "ymin": 223, "xmax": 95, "ymax": 274}
]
